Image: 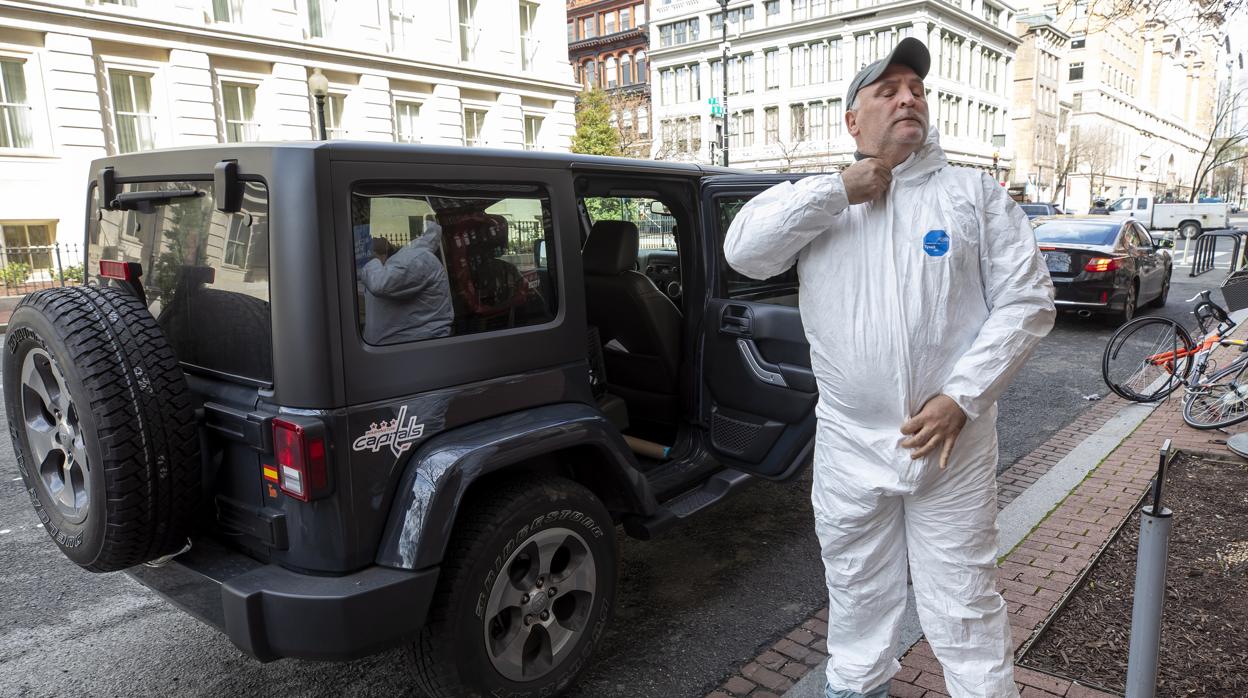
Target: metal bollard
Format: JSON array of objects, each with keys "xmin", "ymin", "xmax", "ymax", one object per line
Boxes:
[{"xmin": 1124, "ymin": 439, "xmax": 1173, "ymax": 698}]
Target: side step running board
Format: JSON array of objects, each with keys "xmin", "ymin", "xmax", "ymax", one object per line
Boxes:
[{"xmin": 622, "ymin": 469, "xmax": 754, "ymax": 540}]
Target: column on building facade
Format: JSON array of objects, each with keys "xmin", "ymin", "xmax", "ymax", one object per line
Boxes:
[
  {"xmin": 550, "ymin": 96, "xmax": 576, "ymax": 150},
  {"xmin": 167, "ymin": 49, "xmax": 218, "ymax": 145},
  {"xmin": 267, "ymin": 62, "xmax": 316, "ymax": 140},
  {"xmin": 495, "ymin": 91, "xmax": 524, "ymax": 150},
  {"xmin": 43, "ymin": 33, "xmax": 107, "ymax": 154},
  {"xmin": 353, "ymin": 73, "xmax": 397, "ymax": 141},
  {"xmin": 431, "ymin": 83, "xmax": 463, "ymax": 145}
]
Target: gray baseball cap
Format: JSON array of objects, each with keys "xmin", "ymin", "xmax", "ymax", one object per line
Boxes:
[{"xmin": 845, "ymin": 37, "xmax": 931, "ymax": 109}]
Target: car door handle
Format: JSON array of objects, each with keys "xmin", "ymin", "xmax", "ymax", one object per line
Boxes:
[
  {"xmin": 721, "ymin": 304, "xmax": 752, "ymax": 335},
  {"xmin": 737, "ymin": 338, "xmax": 788, "ymax": 387}
]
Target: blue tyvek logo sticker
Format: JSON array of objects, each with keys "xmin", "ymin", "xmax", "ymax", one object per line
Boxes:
[{"xmin": 923, "ymin": 230, "xmax": 950, "ymax": 257}]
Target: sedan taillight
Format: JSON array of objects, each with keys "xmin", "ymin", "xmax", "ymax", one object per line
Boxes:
[{"xmin": 1085, "ymin": 257, "xmax": 1123, "ymax": 273}]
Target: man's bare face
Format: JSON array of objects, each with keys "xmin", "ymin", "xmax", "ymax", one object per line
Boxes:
[{"xmin": 846, "ymin": 64, "xmax": 929, "ymax": 158}]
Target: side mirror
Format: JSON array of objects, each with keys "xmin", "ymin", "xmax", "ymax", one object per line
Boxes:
[
  {"xmin": 1157, "ymin": 238, "xmax": 1175, "ymax": 249},
  {"xmin": 649, "ymin": 201, "xmax": 671, "ymax": 216},
  {"xmin": 534, "ymin": 239, "xmax": 548, "ymax": 268}
]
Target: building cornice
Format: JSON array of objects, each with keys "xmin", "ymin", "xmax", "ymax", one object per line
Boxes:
[
  {"xmin": 569, "ymin": 26, "xmax": 648, "ymax": 52},
  {"xmin": 0, "ymin": 0, "xmax": 581, "ymax": 96}
]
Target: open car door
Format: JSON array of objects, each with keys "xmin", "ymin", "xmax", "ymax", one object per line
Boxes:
[{"xmin": 698, "ymin": 175, "xmax": 818, "ymax": 479}]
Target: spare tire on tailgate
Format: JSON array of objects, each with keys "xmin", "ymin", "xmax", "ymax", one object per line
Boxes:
[{"xmin": 3, "ymin": 285, "xmax": 201, "ymax": 572}]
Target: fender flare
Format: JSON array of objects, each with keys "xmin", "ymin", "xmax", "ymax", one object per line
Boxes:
[{"xmin": 375, "ymin": 402, "xmax": 656, "ymax": 570}]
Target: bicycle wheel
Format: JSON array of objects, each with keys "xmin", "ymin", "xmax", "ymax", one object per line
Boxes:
[
  {"xmin": 1183, "ymin": 358, "xmax": 1248, "ymax": 429},
  {"xmin": 1102, "ymin": 316, "xmax": 1195, "ymax": 402}
]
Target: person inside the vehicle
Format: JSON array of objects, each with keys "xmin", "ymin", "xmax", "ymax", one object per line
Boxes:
[{"xmin": 360, "ymin": 223, "xmax": 454, "ymax": 345}]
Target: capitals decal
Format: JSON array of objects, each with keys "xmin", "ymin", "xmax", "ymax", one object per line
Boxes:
[{"xmin": 352, "ymin": 406, "xmax": 426, "ymax": 458}]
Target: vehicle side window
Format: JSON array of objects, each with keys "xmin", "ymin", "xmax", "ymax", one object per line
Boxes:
[
  {"xmin": 716, "ymin": 195, "xmax": 798, "ymax": 304},
  {"xmin": 1134, "ymin": 224, "xmax": 1153, "ymax": 248},
  {"xmin": 1137, "ymin": 198, "xmax": 1148, "ymax": 210},
  {"xmin": 350, "ymin": 182, "xmax": 556, "ymax": 346}
]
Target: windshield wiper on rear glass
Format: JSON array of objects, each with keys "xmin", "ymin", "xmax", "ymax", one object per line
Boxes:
[{"xmin": 110, "ymin": 188, "xmax": 204, "ymax": 212}]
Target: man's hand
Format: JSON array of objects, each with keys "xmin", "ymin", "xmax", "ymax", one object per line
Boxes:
[
  {"xmin": 900, "ymin": 394, "xmax": 967, "ymax": 470},
  {"xmin": 841, "ymin": 158, "xmax": 893, "ymax": 204}
]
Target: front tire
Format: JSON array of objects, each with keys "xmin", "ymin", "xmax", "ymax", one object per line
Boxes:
[
  {"xmin": 1183, "ymin": 361, "xmax": 1248, "ymax": 429},
  {"xmin": 1102, "ymin": 316, "xmax": 1194, "ymax": 402},
  {"xmin": 1180, "ymin": 222, "xmax": 1201, "ymax": 240},
  {"xmin": 409, "ymin": 476, "xmax": 617, "ymax": 697}
]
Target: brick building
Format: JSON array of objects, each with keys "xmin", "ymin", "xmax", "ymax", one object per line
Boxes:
[{"xmin": 567, "ymin": 0, "xmax": 651, "ymax": 155}]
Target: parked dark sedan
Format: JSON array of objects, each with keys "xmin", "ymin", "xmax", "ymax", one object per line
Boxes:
[
  {"xmin": 1033, "ymin": 216, "xmax": 1174, "ymax": 325},
  {"xmin": 1020, "ymin": 202, "xmax": 1065, "ymax": 218}
]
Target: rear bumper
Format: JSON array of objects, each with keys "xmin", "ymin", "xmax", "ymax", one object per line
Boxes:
[
  {"xmin": 126, "ymin": 538, "xmax": 438, "ymax": 662},
  {"xmin": 1051, "ymin": 278, "xmax": 1122, "ymax": 311}
]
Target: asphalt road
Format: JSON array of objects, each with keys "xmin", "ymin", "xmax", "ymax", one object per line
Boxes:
[{"xmin": 0, "ymin": 230, "xmax": 1243, "ymax": 697}]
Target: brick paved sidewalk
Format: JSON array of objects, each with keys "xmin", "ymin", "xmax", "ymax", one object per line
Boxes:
[{"xmin": 707, "ymin": 385, "xmax": 1242, "ymax": 698}]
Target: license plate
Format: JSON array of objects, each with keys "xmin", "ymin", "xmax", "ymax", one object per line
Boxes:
[{"xmin": 1044, "ymin": 251, "xmax": 1071, "ymax": 273}]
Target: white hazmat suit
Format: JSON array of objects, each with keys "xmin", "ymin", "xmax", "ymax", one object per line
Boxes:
[{"xmin": 724, "ymin": 128, "xmax": 1055, "ymax": 698}]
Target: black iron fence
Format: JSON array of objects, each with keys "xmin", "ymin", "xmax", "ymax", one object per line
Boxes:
[
  {"xmin": 1188, "ymin": 229, "xmax": 1248, "ymax": 278},
  {"xmin": 0, "ymin": 243, "xmax": 85, "ymax": 297}
]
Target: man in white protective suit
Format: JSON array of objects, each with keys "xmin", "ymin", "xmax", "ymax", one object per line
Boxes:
[{"xmin": 724, "ymin": 38, "xmax": 1056, "ymax": 698}]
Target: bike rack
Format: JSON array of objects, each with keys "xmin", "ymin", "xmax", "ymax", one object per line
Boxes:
[{"xmin": 1189, "ymin": 228, "xmax": 1248, "ymax": 278}]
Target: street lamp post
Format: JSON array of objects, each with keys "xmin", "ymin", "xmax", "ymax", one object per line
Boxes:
[
  {"xmin": 718, "ymin": 0, "xmax": 729, "ymax": 167},
  {"xmin": 308, "ymin": 67, "xmax": 329, "ymax": 141}
]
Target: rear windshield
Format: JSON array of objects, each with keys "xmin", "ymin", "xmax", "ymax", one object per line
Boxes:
[
  {"xmin": 88, "ymin": 180, "xmax": 272, "ymax": 384},
  {"xmin": 1020, "ymin": 205, "xmax": 1048, "ymax": 216},
  {"xmin": 1033, "ymin": 221, "xmax": 1119, "ymax": 247}
]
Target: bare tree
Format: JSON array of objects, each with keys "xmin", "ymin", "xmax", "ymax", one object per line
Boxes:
[
  {"xmin": 1188, "ymin": 89, "xmax": 1248, "ymax": 201},
  {"xmin": 1053, "ymin": 125, "xmax": 1115, "ymax": 202},
  {"xmin": 606, "ymin": 90, "xmax": 653, "ymax": 159},
  {"xmin": 1048, "ymin": 0, "xmax": 1238, "ymax": 32}
]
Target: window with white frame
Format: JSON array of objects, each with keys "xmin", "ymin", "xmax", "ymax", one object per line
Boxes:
[
  {"xmin": 607, "ymin": 57, "xmax": 618, "ymax": 89},
  {"xmin": 742, "ymin": 54, "xmax": 754, "ymax": 92},
  {"xmin": 830, "ymin": 39, "xmax": 843, "ymax": 80},
  {"xmin": 109, "ymin": 69, "xmax": 156, "ymax": 154},
  {"xmin": 308, "ymin": 0, "xmax": 327, "ymax": 38},
  {"xmin": 809, "ymin": 101, "xmax": 825, "ymax": 141},
  {"xmin": 620, "ymin": 6, "xmax": 630, "ymax": 29},
  {"xmin": 459, "ymin": 0, "xmax": 479, "ymax": 62},
  {"xmin": 660, "ymin": 69, "xmax": 673, "ymax": 105},
  {"xmin": 394, "ymin": 100, "xmax": 421, "ymax": 143},
  {"xmin": 764, "ymin": 106, "xmax": 778, "ymax": 144},
  {"xmin": 635, "ymin": 50, "xmax": 646, "ymax": 83},
  {"xmin": 390, "ymin": 0, "xmax": 418, "ymax": 52},
  {"xmin": 222, "ymin": 82, "xmax": 257, "ymax": 142},
  {"xmin": 765, "ymin": 49, "xmax": 779, "ymax": 89},
  {"xmin": 676, "ymin": 65, "xmax": 688, "ymax": 103},
  {"xmin": 790, "ymin": 103, "xmax": 807, "ymax": 141},
  {"xmin": 855, "ymin": 34, "xmax": 873, "ymax": 69},
  {"xmin": 621, "ymin": 54, "xmax": 633, "ymax": 85},
  {"xmin": 792, "ymin": 0, "xmax": 808, "ymax": 21},
  {"xmin": 691, "ymin": 115, "xmax": 701, "ymax": 153},
  {"xmin": 2, "ymin": 223, "xmax": 53, "ymax": 271},
  {"xmin": 740, "ymin": 109, "xmax": 754, "ymax": 147},
  {"xmin": 729, "ymin": 56, "xmax": 741, "ymax": 95},
  {"xmin": 1069, "ymin": 62, "xmax": 1083, "ymax": 81},
  {"xmin": 524, "ymin": 114, "xmax": 542, "ymax": 150},
  {"xmin": 637, "ymin": 105, "xmax": 647, "ymax": 134},
  {"xmin": 464, "ymin": 108, "xmax": 486, "ymax": 146},
  {"xmin": 791, "ymin": 45, "xmax": 808, "ymax": 87},
  {"xmin": 829, "ymin": 98, "xmax": 843, "ymax": 136},
  {"xmin": 811, "ymin": 43, "xmax": 826, "ymax": 84},
  {"xmin": 325, "ymin": 93, "xmax": 345, "ymax": 138},
  {"xmin": 223, "ymin": 216, "xmax": 250, "ymax": 267},
  {"xmin": 764, "ymin": 0, "xmax": 779, "ymax": 25},
  {"xmin": 0, "ymin": 59, "xmax": 34, "ymax": 149},
  {"xmin": 519, "ymin": 1, "xmax": 538, "ymax": 71},
  {"xmin": 213, "ymin": 0, "xmax": 244, "ymax": 23}
]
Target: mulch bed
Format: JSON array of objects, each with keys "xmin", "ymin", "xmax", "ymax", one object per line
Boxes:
[{"xmin": 1019, "ymin": 452, "xmax": 1248, "ymax": 696}]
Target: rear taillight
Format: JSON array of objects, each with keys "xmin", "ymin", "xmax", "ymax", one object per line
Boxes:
[
  {"xmin": 272, "ymin": 418, "xmax": 328, "ymax": 502},
  {"xmin": 1085, "ymin": 257, "xmax": 1123, "ymax": 273},
  {"xmin": 99, "ymin": 260, "xmax": 141, "ymax": 281}
]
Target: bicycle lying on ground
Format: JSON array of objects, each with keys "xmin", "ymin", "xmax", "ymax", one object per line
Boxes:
[{"xmin": 1102, "ymin": 289, "xmax": 1248, "ymax": 429}]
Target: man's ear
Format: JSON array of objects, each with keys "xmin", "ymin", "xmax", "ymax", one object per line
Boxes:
[{"xmin": 845, "ymin": 110, "xmax": 859, "ymax": 138}]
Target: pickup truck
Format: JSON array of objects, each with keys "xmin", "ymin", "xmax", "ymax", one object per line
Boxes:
[{"xmin": 1104, "ymin": 195, "xmax": 1230, "ymax": 239}]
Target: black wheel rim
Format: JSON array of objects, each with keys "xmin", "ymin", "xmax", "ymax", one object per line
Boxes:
[
  {"xmin": 1103, "ymin": 318, "xmax": 1192, "ymax": 401},
  {"xmin": 20, "ymin": 348, "xmax": 89, "ymax": 523},
  {"xmin": 483, "ymin": 527, "xmax": 598, "ymax": 682}
]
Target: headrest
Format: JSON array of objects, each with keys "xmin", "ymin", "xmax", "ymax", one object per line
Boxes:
[{"xmin": 583, "ymin": 220, "xmax": 639, "ymax": 276}]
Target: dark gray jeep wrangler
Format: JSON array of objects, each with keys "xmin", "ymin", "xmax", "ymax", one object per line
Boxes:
[{"xmin": 3, "ymin": 142, "xmax": 817, "ymax": 696}]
